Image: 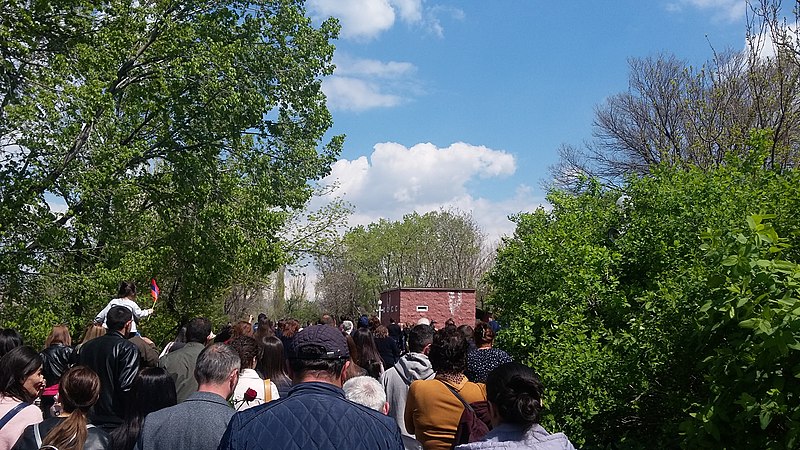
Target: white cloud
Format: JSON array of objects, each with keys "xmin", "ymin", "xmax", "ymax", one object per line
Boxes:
[
  {"xmin": 391, "ymin": 0, "xmax": 423, "ymax": 23},
  {"xmin": 322, "ymin": 77, "xmax": 404, "ymax": 111},
  {"xmin": 319, "ymin": 142, "xmax": 543, "ymax": 241},
  {"xmin": 307, "ymin": 0, "xmax": 462, "ymax": 40},
  {"xmin": 666, "ymin": 0, "xmax": 746, "ymax": 22},
  {"xmin": 308, "ymin": 0, "xmax": 396, "ymax": 40},
  {"xmin": 333, "ymin": 54, "xmax": 416, "ymax": 78},
  {"xmin": 324, "ymin": 54, "xmax": 419, "ymax": 111}
]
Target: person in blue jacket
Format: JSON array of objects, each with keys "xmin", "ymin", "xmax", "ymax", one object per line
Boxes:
[{"xmin": 217, "ymin": 324, "xmax": 404, "ymax": 450}]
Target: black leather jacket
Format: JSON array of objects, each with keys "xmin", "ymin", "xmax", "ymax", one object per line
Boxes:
[
  {"xmin": 75, "ymin": 331, "xmax": 139, "ymax": 427},
  {"xmin": 40, "ymin": 343, "xmax": 74, "ymax": 386},
  {"xmin": 12, "ymin": 417, "xmax": 111, "ymax": 450}
]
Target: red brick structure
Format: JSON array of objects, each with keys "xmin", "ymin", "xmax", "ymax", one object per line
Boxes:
[{"xmin": 379, "ymin": 287, "xmax": 476, "ymax": 327}]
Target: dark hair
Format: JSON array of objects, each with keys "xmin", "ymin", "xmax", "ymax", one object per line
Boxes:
[
  {"xmin": 257, "ymin": 336, "xmax": 290, "ymax": 387},
  {"xmin": 408, "ymin": 324, "xmax": 435, "ymax": 353},
  {"xmin": 228, "ymin": 335, "xmax": 262, "ymax": 370},
  {"xmin": 457, "ymin": 324, "xmax": 475, "ymax": 347},
  {"xmin": 352, "ymin": 328, "xmax": 382, "ymax": 379},
  {"xmin": 288, "ymin": 354, "xmax": 347, "ymax": 382},
  {"xmin": 474, "ymin": 321, "xmax": 495, "ymax": 347},
  {"xmin": 195, "ymin": 343, "xmax": 240, "ymax": 385},
  {"xmin": 429, "ymin": 326, "xmax": 469, "ymax": 374},
  {"xmin": 185, "ymin": 317, "xmax": 212, "ymax": 343},
  {"xmin": 117, "ymin": 281, "xmax": 137, "ymax": 298},
  {"xmin": 0, "ymin": 345, "xmax": 43, "ymax": 403},
  {"xmin": 111, "ymin": 367, "xmax": 177, "ymax": 450},
  {"xmin": 486, "ymin": 362, "xmax": 544, "ymax": 426},
  {"xmin": 42, "ymin": 366, "xmax": 100, "ymax": 450},
  {"xmin": 45, "ymin": 324, "xmax": 72, "ymax": 348},
  {"xmin": 253, "ymin": 318, "xmax": 274, "ymax": 342},
  {"xmin": 107, "ymin": 305, "xmax": 133, "ymax": 331},
  {"xmin": 0, "ymin": 328, "xmax": 23, "ymax": 358}
]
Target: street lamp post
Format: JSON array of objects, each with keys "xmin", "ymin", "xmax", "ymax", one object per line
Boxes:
[{"xmin": 377, "ymin": 299, "xmax": 383, "ymax": 321}]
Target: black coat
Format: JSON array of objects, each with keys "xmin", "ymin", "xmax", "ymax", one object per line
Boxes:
[
  {"xmin": 75, "ymin": 331, "xmax": 139, "ymax": 428},
  {"xmin": 375, "ymin": 336, "xmax": 400, "ymax": 368},
  {"xmin": 40, "ymin": 344, "xmax": 74, "ymax": 386}
]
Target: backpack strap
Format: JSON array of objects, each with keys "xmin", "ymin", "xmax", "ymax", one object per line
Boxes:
[
  {"xmin": 0, "ymin": 402, "xmax": 29, "ymax": 429},
  {"xmin": 263, "ymin": 379, "xmax": 272, "ymax": 402},
  {"xmin": 437, "ymin": 379, "xmax": 475, "ymax": 414},
  {"xmin": 33, "ymin": 422, "xmax": 42, "ymax": 448}
]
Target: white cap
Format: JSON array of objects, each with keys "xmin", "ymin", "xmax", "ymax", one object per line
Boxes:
[{"xmin": 416, "ymin": 317, "xmax": 431, "ymax": 326}]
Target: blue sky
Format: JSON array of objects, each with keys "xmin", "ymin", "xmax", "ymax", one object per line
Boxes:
[{"xmin": 308, "ymin": 0, "xmax": 750, "ymax": 241}]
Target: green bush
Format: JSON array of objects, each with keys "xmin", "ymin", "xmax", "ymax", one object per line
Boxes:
[{"xmin": 488, "ymin": 135, "xmax": 800, "ymax": 448}]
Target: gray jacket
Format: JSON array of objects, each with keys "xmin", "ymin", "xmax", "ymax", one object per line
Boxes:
[
  {"xmin": 381, "ymin": 352, "xmax": 434, "ymax": 442},
  {"xmin": 455, "ymin": 423, "xmax": 575, "ymax": 450},
  {"xmin": 135, "ymin": 391, "xmax": 234, "ymax": 450}
]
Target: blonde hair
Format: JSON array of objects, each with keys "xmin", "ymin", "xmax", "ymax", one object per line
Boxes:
[
  {"xmin": 45, "ymin": 325, "xmax": 72, "ymax": 347},
  {"xmin": 81, "ymin": 324, "xmax": 106, "ymax": 344}
]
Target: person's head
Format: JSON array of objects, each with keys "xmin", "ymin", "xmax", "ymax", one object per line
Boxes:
[
  {"xmin": 45, "ymin": 324, "xmax": 72, "ymax": 348},
  {"xmin": 416, "ymin": 317, "xmax": 431, "ymax": 326},
  {"xmin": 117, "ymin": 281, "xmax": 137, "ymax": 299},
  {"xmin": 58, "ymin": 366, "xmax": 101, "ymax": 414},
  {"xmin": 0, "ymin": 345, "xmax": 44, "ymax": 402},
  {"xmin": 374, "ymin": 325, "xmax": 389, "ymax": 339},
  {"xmin": 282, "ymin": 319, "xmax": 300, "ymax": 338},
  {"xmin": 343, "ymin": 375, "xmax": 389, "ymax": 415},
  {"xmin": 474, "ymin": 321, "xmax": 495, "ymax": 348},
  {"xmin": 368, "ymin": 316, "xmax": 381, "ymax": 331},
  {"xmin": 0, "ymin": 328, "xmax": 23, "ymax": 358},
  {"xmin": 357, "ymin": 315, "xmax": 370, "ymax": 329},
  {"xmin": 106, "ymin": 305, "xmax": 133, "ymax": 333},
  {"xmin": 42, "ymin": 366, "xmax": 101, "ymax": 450},
  {"xmin": 457, "ymin": 324, "xmax": 475, "ymax": 347},
  {"xmin": 351, "ymin": 327, "xmax": 382, "ymax": 379},
  {"xmin": 341, "ymin": 320, "xmax": 354, "ymax": 334},
  {"xmin": 173, "ymin": 326, "xmax": 187, "ymax": 343},
  {"xmin": 131, "ymin": 367, "xmax": 177, "ymax": 413},
  {"xmin": 408, "ymin": 324, "xmax": 434, "ymax": 354},
  {"xmin": 486, "ymin": 362, "xmax": 544, "ymax": 427},
  {"xmin": 194, "ymin": 343, "xmax": 241, "ymax": 394},
  {"xmin": 429, "ymin": 326, "xmax": 469, "ymax": 375},
  {"xmin": 257, "ymin": 336, "xmax": 289, "ymax": 383},
  {"xmin": 186, "ymin": 317, "xmax": 212, "ymax": 344},
  {"xmin": 231, "ymin": 320, "xmax": 253, "ymax": 338},
  {"xmin": 319, "ymin": 314, "xmax": 336, "ymax": 326},
  {"xmin": 228, "ymin": 335, "xmax": 262, "ymax": 371},
  {"xmin": 81, "ymin": 323, "xmax": 106, "ymax": 344},
  {"xmin": 111, "ymin": 367, "xmax": 176, "ymax": 450},
  {"xmin": 445, "ymin": 318, "xmax": 456, "ymax": 328},
  {"xmin": 288, "ymin": 324, "xmax": 350, "ymax": 385}
]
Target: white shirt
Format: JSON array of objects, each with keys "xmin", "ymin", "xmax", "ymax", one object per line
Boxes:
[
  {"xmin": 232, "ymin": 368, "xmax": 280, "ymax": 411},
  {"xmin": 94, "ymin": 297, "xmax": 152, "ymax": 333}
]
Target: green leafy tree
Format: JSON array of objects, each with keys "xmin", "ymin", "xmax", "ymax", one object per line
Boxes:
[
  {"xmin": 315, "ymin": 209, "xmax": 490, "ymax": 318},
  {"xmin": 489, "ymin": 131, "xmax": 800, "ymax": 448},
  {"xmin": 0, "ymin": 0, "xmax": 341, "ymax": 346}
]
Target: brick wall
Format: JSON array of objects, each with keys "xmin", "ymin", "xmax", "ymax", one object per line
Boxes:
[{"xmin": 381, "ymin": 288, "xmax": 475, "ymax": 327}]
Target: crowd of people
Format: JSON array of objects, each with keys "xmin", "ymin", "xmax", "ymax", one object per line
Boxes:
[{"xmin": 0, "ymin": 281, "xmax": 574, "ymax": 450}]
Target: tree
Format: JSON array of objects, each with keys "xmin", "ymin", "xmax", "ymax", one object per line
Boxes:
[
  {"xmin": 490, "ymin": 131, "xmax": 800, "ymax": 448},
  {"xmin": 315, "ymin": 209, "xmax": 489, "ymax": 319},
  {"xmin": 0, "ymin": 0, "xmax": 342, "ymax": 345},
  {"xmin": 551, "ymin": 1, "xmax": 800, "ymax": 188}
]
